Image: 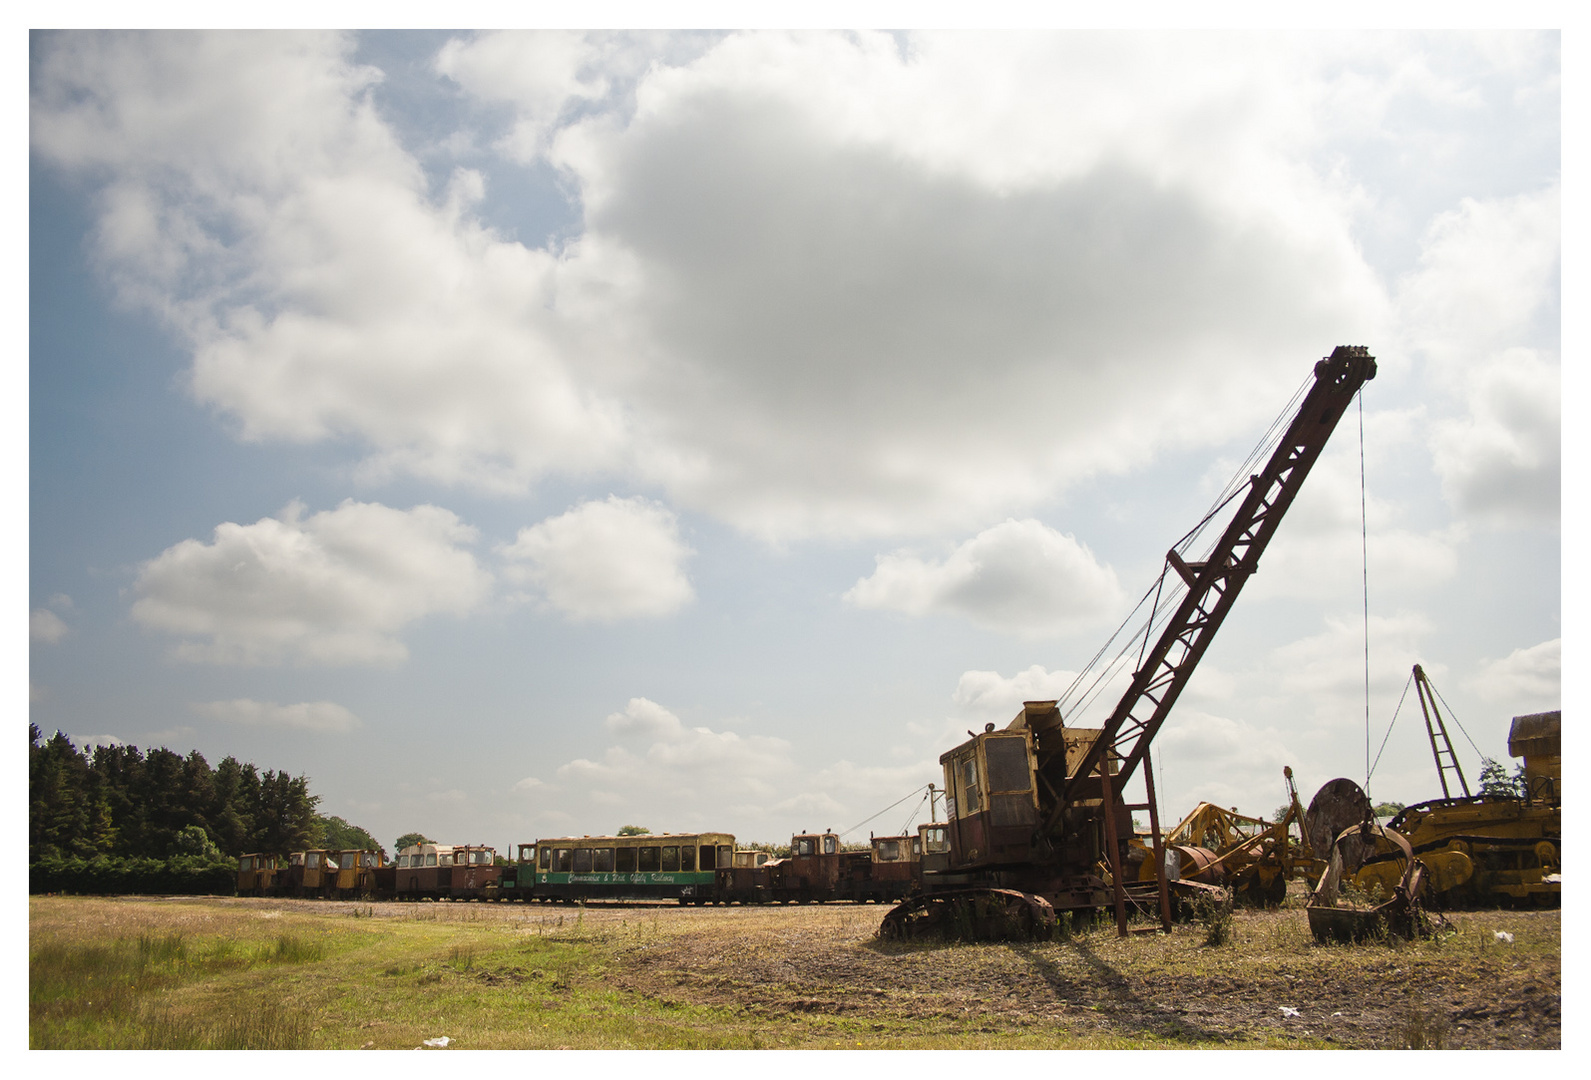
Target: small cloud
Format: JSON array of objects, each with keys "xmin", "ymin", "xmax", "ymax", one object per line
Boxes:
[
  {"xmin": 845, "ymin": 520, "xmax": 1122, "ymax": 635},
  {"xmin": 951, "ymin": 665, "xmax": 1080, "ymax": 720},
  {"xmin": 605, "ymin": 697, "xmax": 687, "ymax": 740},
  {"xmin": 144, "ymin": 726, "xmax": 197, "ymax": 745},
  {"xmin": 500, "ymin": 496, "xmax": 694, "ymax": 622},
  {"xmin": 132, "ymin": 499, "xmax": 490, "ymax": 667},
  {"xmin": 48, "ymin": 594, "xmax": 74, "ymax": 611},
  {"xmin": 1462, "ymin": 638, "xmax": 1560, "ymax": 710},
  {"xmin": 71, "ymin": 733, "xmax": 126, "ymax": 750},
  {"xmin": 192, "ymin": 698, "xmax": 362, "ymax": 734},
  {"xmin": 31, "ymin": 609, "xmax": 70, "ymax": 644},
  {"xmin": 514, "ymin": 777, "xmax": 545, "ymax": 791}
]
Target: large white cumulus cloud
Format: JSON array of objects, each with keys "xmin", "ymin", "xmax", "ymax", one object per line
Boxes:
[
  {"xmin": 31, "ymin": 31, "xmax": 629, "ymax": 493},
  {"xmin": 131, "ymin": 499, "xmax": 490, "ymax": 665},
  {"xmin": 32, "ymin": 29, "xmax": 1421, "ymax": 543}
]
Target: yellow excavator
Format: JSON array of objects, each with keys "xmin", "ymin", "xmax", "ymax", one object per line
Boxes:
[{"xmin": 1132, "ymin": 766, "xmax": 1323, "ymax": 906}]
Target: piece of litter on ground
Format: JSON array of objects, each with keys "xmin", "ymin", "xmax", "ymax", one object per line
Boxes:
[
  {"xmin": 1331, "ymin": 1012, "xmax": 1344, "ymax": 1017},
  {"xmin": 1495, "ymin": 931, "xmax": 1515, "ymax": 943},
  {"xmin": 1280, "ymin": 1006, "xmax": 1300, "ymax": 1018},
  {"xmin": 422, "ymin": 1036, "xmax": 451, "ymax": 1048}
]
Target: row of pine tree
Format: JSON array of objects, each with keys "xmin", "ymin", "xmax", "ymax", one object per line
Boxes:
[{"xmin": 29, "ymin": 724, "xmax": 379, "ymax": 865}]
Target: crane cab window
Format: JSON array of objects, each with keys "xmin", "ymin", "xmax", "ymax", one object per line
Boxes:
[
  {"xmin": 876, "ymin": 840, "xmax": 901, "ymax": 861},
  {"xmin": 795, "ymin": 837, "xmax": 816, "ymax": 856},
  {"xmin": 955, "ymin": 754, "xmax": 981, "ymax": 816},
  {"xmin": 823, "ymin": 835, "xmax": 838, "ymax": 855},
  {"xmin": 984, "ymin": 736, "xmax": 1032, "ymax": 792}
]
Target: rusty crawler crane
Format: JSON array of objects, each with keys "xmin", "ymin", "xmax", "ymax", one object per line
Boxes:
[{"xmin": 882, "ymin": 346, "xmax": 1378, "ymax": 939}]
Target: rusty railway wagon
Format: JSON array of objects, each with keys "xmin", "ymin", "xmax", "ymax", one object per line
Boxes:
[{"xmin": 393, "ymin": 843, "xmax": 501, "ymax": 900}]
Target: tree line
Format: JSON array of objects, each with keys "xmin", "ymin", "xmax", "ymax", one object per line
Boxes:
[{"xmin": 29, "ymin": 725, "xmax": 380, "ymax": 893}]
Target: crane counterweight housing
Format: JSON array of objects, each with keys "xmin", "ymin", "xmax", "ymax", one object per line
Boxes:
[{"xmin": 885, "ymin": 346, "xmax": 1377, "ymax": 939}]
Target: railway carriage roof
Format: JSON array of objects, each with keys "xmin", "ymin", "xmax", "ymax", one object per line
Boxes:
[{"xmin": 534, "ymin": 831, "xmax": 734, "ymax": 845}]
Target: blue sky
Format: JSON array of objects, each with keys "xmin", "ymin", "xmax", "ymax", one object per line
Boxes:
[{"xmin": 28, "ymin": 30, "xmax": 1560, "ymax": 853}]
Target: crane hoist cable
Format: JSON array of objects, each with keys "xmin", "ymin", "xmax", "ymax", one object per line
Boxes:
[{"xmin": 1056, "ymin": 370, "xmax": 1314, "ymax": 730}]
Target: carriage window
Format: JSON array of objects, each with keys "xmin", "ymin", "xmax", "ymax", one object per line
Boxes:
[
  {"xmin": 539, "ymin": 847, "xmax": 552, "ymax": 870},
  {"xmin": 439, "ymin": 853, "xmax": 453, "ymax": 866},
  {"xmin": 616, "ymin": 847, "xmax": 636, "ymax": 872},
  {"xmin": 425, "ymin": 853, "xmax": 438, "ymax": 867},
  {"xmin": 720, "ymin": 847, "xmax": 735, "ymax": 868},
  {"xmin": 594, "ymin": 848, "xmax": 615, "ymax": 872},
  {"xmin": 573, "ymin": 848, "xmax": 593, "ymax": 873},
  {"xmin": 699, "ymin": 845, "xmax": 714, "ymax": 869},
  {"xmin": 661, "ymin": 846, "xmax": 680, "ymax": 871},
  {"xmin": 554, "ymin": 849, "xmax": 572, "ymax": 872},
  {"xmin": 796, "ymin": 838, "xmax": 815, "ymax": 856},
  {"xmin": 680, "ymin": 846, "xmax": 695, "ymax": 871},
  {"xmin": 639, "ymin": 846, "xmax": 660, "ymax": 872}
]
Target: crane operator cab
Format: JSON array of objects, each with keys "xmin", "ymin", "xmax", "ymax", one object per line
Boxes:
[{"xmin": 940, "ymin": 700, "xmax": 1122, "ymax": 876}]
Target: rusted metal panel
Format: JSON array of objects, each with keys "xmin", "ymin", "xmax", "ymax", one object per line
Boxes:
[{"xmin": 1509, "ymin": 711, "xmax": 1561, "ymax": 758}]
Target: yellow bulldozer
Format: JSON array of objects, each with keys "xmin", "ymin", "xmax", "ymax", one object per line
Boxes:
[{"xmin": 1350, "ymin": 666, "xmax": 1559, "ymax": 907}]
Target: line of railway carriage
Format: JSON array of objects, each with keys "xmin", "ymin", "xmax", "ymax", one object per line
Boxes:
[{"xmin": 237, "ymin": 824, "xmax": 953, "ymax": 905}]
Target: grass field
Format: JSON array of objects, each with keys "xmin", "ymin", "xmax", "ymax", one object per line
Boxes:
[{"xmin": 29, "ymin": 893, "xmax": 1559, "ymax": 1049}]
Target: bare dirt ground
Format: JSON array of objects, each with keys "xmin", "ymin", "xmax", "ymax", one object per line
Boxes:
[
  {"xmin": 71, "ymin": 894, "xmax": 1559, "ymax": 1049},
  {"xmin": 593, "ymin": 902, "xmax": 1559, "ymax": 1048}
]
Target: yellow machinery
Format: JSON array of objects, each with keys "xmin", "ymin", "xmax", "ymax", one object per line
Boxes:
[
  {"xmin": 1352, "ymin": 666, "xmax": 1559, "ymax": 907},
  {"xmin": 1133, "ymin": 766, "xmax": 1322, "ymax": 906}
]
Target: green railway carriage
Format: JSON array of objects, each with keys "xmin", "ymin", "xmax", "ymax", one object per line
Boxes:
[{"xmin": 534, "ymin": 832, "xmax": 735, "ymax": 904}]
